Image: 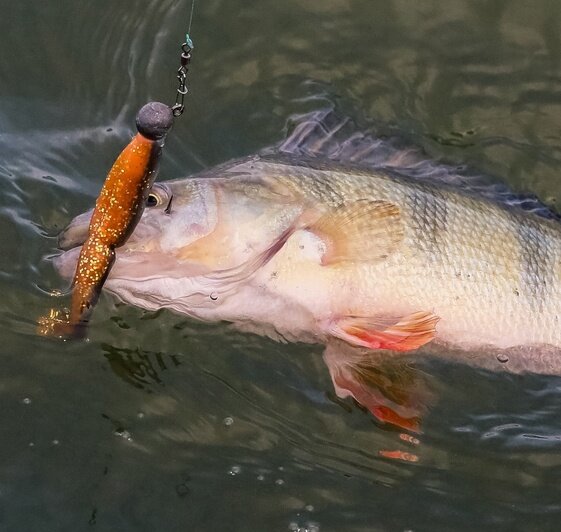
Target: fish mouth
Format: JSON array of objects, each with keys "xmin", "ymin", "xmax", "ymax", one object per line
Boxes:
[
  {"xmin": 53, "ymin": 223, "xmax": 213, "ymax": 320},
  {"xmin": 53, "ymin": 245, "xmax": 206, "ymax": 302},
  {"xmin": 54, "ymin": 232, "xmax": 195, "ymax": 284},
  {"xmin": 54, "ymin": 204, "xmax": 161, "ymax": 283}
]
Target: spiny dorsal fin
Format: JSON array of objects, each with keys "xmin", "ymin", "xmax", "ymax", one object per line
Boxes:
[
  {"xmin": 307, "ymin": 200, "xmax": 403, "ymax": 265},
  {"xmin": 273, "ymin": 108, "xmax": 560, "ymax": 221}
]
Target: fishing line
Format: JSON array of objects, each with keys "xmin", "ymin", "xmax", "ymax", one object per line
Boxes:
[
  {"xmin": 172, "ymin": 0, "xmax": 197, "ymax": 117},
  {"xmin": 187, "ymin": 0, "xmax": 196, "ymax": 35}
]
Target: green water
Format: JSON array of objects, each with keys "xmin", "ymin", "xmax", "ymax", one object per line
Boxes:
[{"xmin": 3, "ymin": 1, "xmax": 561, "ymax": 530}]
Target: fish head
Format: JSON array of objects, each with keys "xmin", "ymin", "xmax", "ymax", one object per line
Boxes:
[{"xmin": 55, "ymin": 164, "xmax": 302, "ymax": 318}]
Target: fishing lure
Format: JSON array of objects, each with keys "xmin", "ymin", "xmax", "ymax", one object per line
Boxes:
[
  {"xmin": 38, "ymin": 26, "xmax": 195, "ymax": 338},
  {"xmin": 39, "ymin": 103, "xmax": 174, "ymax": 338}
]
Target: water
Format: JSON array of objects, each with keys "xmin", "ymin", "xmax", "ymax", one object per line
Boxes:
[{"xmin": 3, "ymin": 1, "xmax": 561, "ymax": 530}]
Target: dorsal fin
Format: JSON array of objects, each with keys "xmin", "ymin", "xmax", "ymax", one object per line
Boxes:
[{"xmin": 269, "ymin": 108, "xmax": 560, "ymax": 221}]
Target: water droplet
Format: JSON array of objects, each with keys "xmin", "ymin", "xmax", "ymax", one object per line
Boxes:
[
  {"xmin": 22, "ymin": 397, "xmax": 31, "ymax": 405},
  {"xmin": 497, "ymin": 353, "xmax": 509, "ymax": 363},
  {"xmin": 137, "ymin": 412, "xmax": 145, "ymax": 419},
  {"xmin": 52, "ymin": 439, "xmax": 60, "ymax": 446},
  {"xmin": 278, "ymin": 466, "xmax": 284, "ymax": 471},
  {"xmin": 275, "ymin": 478, "xmax": 285, "ymax": 486},
  {"xmin": 308, "ymin": 523, "xmax": 321, "ymax": 532},
  {"xmin": 228, "ymin": 465, "xmax": 241, "ymax": 476},
  {"xmin": 257, "ymin": 474, "xmax": 265, "ymax": 481},
  {"xmin": 28, "ymin": 442, "xmax": 34, "ymax": 447},
  {"xmin": 223, "ymin": 416, "xmax": 234, "ymax": 427},
  {"xmin": 288, "ymin": 522, "xmax": 299, "ymax": 531},
  {"xmin": 305, "ymin": 505, "xmax": 314, "ymax": 512}
]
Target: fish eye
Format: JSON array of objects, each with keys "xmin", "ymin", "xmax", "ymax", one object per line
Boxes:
[
  {"xmin": 145, "ymin": 184, "xmax": 171, "ymax": 208},
  {"xmin": 146, "ymin": 193, "xmax": 160, "ymax": 207}
]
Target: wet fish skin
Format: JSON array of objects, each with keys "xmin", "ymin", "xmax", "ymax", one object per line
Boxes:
[{"xmin": 57, "ymin": 153, "xmax": 561, "ymax": 353}]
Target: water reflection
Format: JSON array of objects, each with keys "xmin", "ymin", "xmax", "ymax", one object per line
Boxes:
[{"xmin": 103, "ymin": 343, "xmax": 182, "ymax": 390}]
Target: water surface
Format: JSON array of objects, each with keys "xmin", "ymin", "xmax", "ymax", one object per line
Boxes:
[{"xmin": 3, "ymin": 1, "xmax": 561, "ymax": 530}]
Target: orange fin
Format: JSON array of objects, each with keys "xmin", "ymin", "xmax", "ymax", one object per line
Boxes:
[
  {"xmin": 326, "ymin": 311, "xmax": 439, "ymax": 352},
  {"xmin": 307, "ymin": 200, "xmax": 403, "ymax": 265},
  {"xmin": 333, "ymin": 368, "xmax": 422, "ymax": 432},
  {"xmin": 378, "ymin": 450, "xmax": 419, "ymax": 463}
]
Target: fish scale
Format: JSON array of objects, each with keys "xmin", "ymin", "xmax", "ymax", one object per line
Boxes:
[
  {"xmin": 253, "ymin": 159, "xmax": 561, "ymax": 350},
  {"xmin": 56, "ymin": 118, "xmax": 561, "ymax": 375}
]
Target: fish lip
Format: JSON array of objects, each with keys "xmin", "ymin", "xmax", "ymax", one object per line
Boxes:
[
  {"xmin": 53, "ymin": 246, "xmax": 153, "ymax": 284},
  {"xmin": 58, "ymin": 208, "xmax": 93, "ymax": 251},
  {"xmin": 53, "ymin": 246, "xmax": 80, "ymax": 281},
  {"xmin": 54, "ymin": 243, "xmax": 209, "ymax": 284}
]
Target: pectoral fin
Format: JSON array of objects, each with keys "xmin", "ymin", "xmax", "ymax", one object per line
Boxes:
[
  {"xmin": 326, "ymin": 311, "xmax": 439, "ymax": 352},
  {"xmin": 307, "ymin": 200, "xmax": 403, "ymax": 265}
]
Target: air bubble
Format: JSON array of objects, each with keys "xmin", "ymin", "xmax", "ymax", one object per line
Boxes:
[
  {"xmin": 115, "ymin": 429, "xmax": 133, "ymax": 442},
  {"xmin": 175, "ymin": 483, "xmax": 190, "ymax": 498},
  {"xmin": 305, "ymin": 505, "xmax": 314, "ymax": 512},
  {"xmin": 52, "ymin": 439, "xmax": 60, "ymax": 446},
  {"xmin": 228, "ymin": 465, "xmax": 241, "ymax": 476},
  {"xmin": 497, "ymin": 353, "xmax": 509, "ymax": 363},
  {"xmin": 22, "ymin": 397, "xmax": 31, "ymax": 405},
  {"xmin": 223, "ymin": 416, "xmax": 234, "ymax": 427},
  {"xmin": 275, "ymin": 478, "xmax": 285, "ymax": 486},
  {"xmin": 137, "ymin": 412, "xmax": 145, "ymax": 419},
  {"xmin": 257, "ymin": 474, "xmax": 265, "ymax": 481}
]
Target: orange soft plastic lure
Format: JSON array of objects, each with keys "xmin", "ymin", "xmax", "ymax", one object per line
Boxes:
[{"xmin": 39, "ymin": 102, "xmax": 174, "ymax": 338}]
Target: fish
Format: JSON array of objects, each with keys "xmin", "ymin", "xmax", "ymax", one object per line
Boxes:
[
  {"xmin": 54, "ymin": 109, "xmax": 561, "ymax": 429},
  {"xmin": 39, "ymin": 102, "xmax": 174, "ymax": 338}
]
